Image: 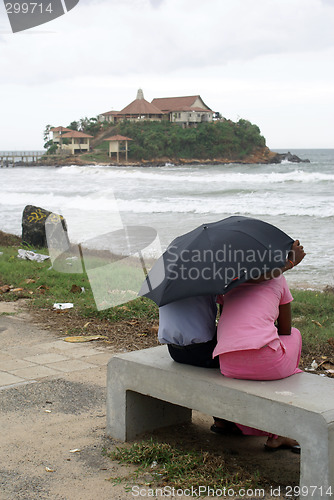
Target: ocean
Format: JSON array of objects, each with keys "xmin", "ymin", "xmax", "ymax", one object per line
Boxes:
[{"xmin": 0, "ymin": 149, "xmax": 333, "ymax": 289}]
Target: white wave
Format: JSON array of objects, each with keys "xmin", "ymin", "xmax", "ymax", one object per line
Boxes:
[
  {"xmin": 0, "ymin": 190, "xmax": 119, "ymax": 212},
  {"xmin": 2, "ymin": 187, "xmax": 331, "ymax": 218},
  {"xmin": 279, "ymin": 159, "xmax": 295, "ymax": 164},
  {"xmin": 114, "ymin": 195, "xmax": 334, "ymax": 218},
  {"xmin": 57, "ymin": 165, "xmax": 334, "ymax": 185}
]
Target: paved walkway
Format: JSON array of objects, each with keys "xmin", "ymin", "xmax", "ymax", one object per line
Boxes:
[
  {"xmin": 0, "ymin": 301, "xmax": 130, "ymax": 500},
  {"xmin": 0, "ymin": 303, "xmax": 112, "ymax": 390}
]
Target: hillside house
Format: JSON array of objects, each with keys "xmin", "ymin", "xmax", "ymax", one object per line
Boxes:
[
  {"xmin": 98, "ymin": 90, "xmax": 213, "ymax": 127},
  {"xmin": 104, "ymin": 135, "xmax": 133, "ymax": 162},
  {"xmin": 99, "ymin": 89, "xmax": 165, "ymax": 124},
  {"xmin": 151, "ymin": 95, "xmax": 213, "ymax": 127},
  {"xmin": 50, "ymin": 126, "xmax": 72, "ymax": 144},
  {"xmin": 59, "ymin": 130, "xmax": 93, "ymax": 155},
  {"xmin": 98, "ymin": 110, "xmax": 121, "ymax": 124}
]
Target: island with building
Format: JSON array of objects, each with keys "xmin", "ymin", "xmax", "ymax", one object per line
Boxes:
[{"xmin": 43, "ymin": 90, "xmax": 307, "ymax": 166}]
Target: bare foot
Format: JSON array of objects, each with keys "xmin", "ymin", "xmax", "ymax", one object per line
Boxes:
[{"xmin": 265, "ymin": 435, "xmax": 299, "ymax": 450}]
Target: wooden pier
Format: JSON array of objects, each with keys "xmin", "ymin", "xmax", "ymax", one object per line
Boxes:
[{"xmin": 0, "ymin": 151, "xmax": 45, "ymax": 167}]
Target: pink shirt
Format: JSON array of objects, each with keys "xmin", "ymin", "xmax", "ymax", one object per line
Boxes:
[{"xmin": 213, "ymin": 275, "xmax": 293, "ymax": 357}]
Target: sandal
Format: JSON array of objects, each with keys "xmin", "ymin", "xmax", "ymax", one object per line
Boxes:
[
  {"xmin": 264, "ymin": 443, "xmax": 295, "ymax": 452},
  {"xmin": 291, "ymin": 445, "xmax": 301, "ymax": 454},
  {"xmin": 264, "ymin": 436, "xmax": 300, "ymax": 453}
]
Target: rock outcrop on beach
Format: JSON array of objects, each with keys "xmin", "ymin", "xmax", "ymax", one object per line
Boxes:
[
  {"xmin": 160, "ymin": 147, "xmax": 310, "ymax": 166},
  {"xmin": 22, "ymin": 205, "xmax": 69, "ymax": 248},
  {"xmin": 270, "ymin": 151, "xmax": 310, "ymax": 164}
]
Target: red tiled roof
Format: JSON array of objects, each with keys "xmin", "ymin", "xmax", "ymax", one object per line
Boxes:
[
  {"xmin": 104, "ymin": 135, "xmax": 133, "ymax": 141},
  {"xmin": 151, "ymin": 95, "xmax": 212, "ymax": 112},
  {"xmin": 119, "ymin": 98, "xmax": 164, "ymax": 116},
  {"xmin": 50, "ymin": 126, "xmax": 72, "ymax": 132},
  {"xmin": 61, "ymin": 131, "xmax": 93, "ymax": 138}
]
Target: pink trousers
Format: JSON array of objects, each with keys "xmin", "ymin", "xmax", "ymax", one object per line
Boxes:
[{"xmin": 219, "ymin": 328, "xmax": 302, "ymax": 436}]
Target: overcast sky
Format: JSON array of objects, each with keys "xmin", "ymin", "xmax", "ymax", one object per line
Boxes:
[{"xmin": 0, "ymin": 0, "xmax": 334, "ymax": 150}]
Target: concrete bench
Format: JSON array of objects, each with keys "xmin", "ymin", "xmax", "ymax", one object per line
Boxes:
[{"xmin": 106, "ymin": 345, "xmax": 334, "ymax": 498}]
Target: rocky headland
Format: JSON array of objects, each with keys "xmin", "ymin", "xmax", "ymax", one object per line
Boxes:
[{"xmin": 26, "ymin": 146, "xmax": 309, "ymax": 168}]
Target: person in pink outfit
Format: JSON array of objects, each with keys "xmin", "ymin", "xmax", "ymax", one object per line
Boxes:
[{"xmin": 212, "ymin": 240, "xmax": 306, "ymax": 451}]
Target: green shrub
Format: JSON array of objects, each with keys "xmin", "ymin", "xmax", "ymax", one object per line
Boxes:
[{"xmin": 116, "ymin": 120, "xmax": 266, "ymax": 161}]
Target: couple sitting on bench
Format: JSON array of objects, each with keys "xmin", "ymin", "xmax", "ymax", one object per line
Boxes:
[{"xmin": 158, "ymin": 240, "xmax": 305, "ymax": 452}]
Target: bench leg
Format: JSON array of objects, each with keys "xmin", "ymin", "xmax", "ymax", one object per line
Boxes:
[
  {"xmin": 298, "ymin": 431, "xmax": 334, "ymax": 499},
  {"xmin": 107, "ymin": 389, "xmax": 192, "ymax": 441}
]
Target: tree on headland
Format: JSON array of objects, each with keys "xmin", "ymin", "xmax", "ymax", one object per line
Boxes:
[
  {"xmin": 43, "ymin": 124, "xmax": 53, "ymax": 143},
  {"xmin": 42, "ymin": 115, "xmax": 267, "ymax": 161},
  {"xmin": 43, "ymin": 124, "xmax": 58, "ymax": 154},
  {"xmin": 68, "ymin": 121, "xmax": 79, "ymax": 131},
  {"xmin": 45, "ymin": 143, "xmax": 58, "ymax": 154},
  {"xmin": 117, "ymin": 119, "xmax": 266, "ymax": 160},
  {"xmin": 78, "ymin": 116, "xmax": 101, "ymax": 136}
]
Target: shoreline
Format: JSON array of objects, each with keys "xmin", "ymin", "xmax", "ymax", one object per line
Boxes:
[{"xmin": 5, "ymin": 148, "xmax": 310, "ymax": 168}]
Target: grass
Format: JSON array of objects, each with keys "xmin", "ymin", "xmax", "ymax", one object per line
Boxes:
[
  {"xmin": 107, "ymin": 438, "xmax": 261, "ymax": 493},
  {"xmin": 0, "ymin": 244, "xmax": 159, "ymax": 323},
  {"xmin": 291, "ymin": 289, "xmax": 334, "ymax": 344},
  {"xmin": 80, "ymin": 141, "xmax": 113, "ymax": 163},
  {"xmin": 1, "ymin": 243, "xmax": 334, "ymax": 345},
  {"xmin": 1, "ymin": 243, "xmax": 334, "ymax": 344},
  {"xmin": 81, "ymin": 151, "xmax": 110, "ymax": 163}
]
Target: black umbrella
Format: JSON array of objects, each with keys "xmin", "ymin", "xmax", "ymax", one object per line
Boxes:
[{"xmin": 139, "ymin": 216, "xmax": 294, "ymax": 306}]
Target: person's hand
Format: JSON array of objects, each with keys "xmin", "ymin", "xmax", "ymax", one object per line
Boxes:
[
  {"xmin": 287, "ymin": 240, "xmax": 306, "ymax": 267},
  {"xmin": 248, "ymin": 239, "xmax": 306, "ymax": 282}
]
